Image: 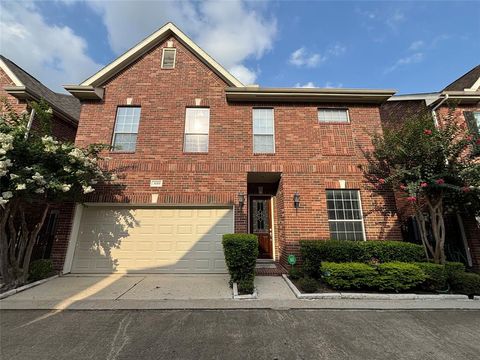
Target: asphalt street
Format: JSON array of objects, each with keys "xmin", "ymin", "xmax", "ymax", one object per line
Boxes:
[{"xmin": 1, "ymin": 309, "xmax": 479, "ymax": 360}]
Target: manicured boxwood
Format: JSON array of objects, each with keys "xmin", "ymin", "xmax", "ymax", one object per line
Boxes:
[
  {"xmin": 321, "ymin": 261, "xmax": 426, "ymax": 292},
  {"xmin": 321, "ymin": 262, "xmax": 377, "ymax": 290},
  {"xmin": 301, "ymin": 240, "xmax": 425, "ymax": 278},
  {"xmin": 444, "ymin": 261, "xmax": 466, "ymax": 282},
  {"xmin": 449, "ymin": 272, "xmax": 480, "ymax": 296},
  {"xmin": 222, "ymin": 234, "xmax": 258, "ymax": 294},
  {"xmin": 414, "ymin": 262, "xmax": 447, "ymax": 292},
  {"xmin": 299, "ymin": 277, "xmax": 318, "ymax": 293},
  {"xmin": 28, "ymin": 259, "xmax": 55, "ymax": 282}
]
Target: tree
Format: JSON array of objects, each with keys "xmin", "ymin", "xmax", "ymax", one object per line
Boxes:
[
  {"xmin": 0, "ymin": 100, "xmax": 116, "ymax": 289},
  {"xmin": 362, "ymin": 106, "xmax": 480, "ymax": 264}
]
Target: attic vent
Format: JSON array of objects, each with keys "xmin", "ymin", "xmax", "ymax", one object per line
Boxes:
[{"xmin": 161, "ymin": 48, "xmax": 176, "ymax": 69}]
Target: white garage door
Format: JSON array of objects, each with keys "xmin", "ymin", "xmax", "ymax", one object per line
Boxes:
[{"xmin": 71, "ymin": 206, "xmax": 233, "ymax": 273}]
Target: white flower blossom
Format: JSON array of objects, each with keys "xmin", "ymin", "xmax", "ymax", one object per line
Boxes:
[
  {"xmin": 16, "ymin": 183, "xmax": 26, "ymax": 190},
  {"xmin": 110, "ymin": 174, "xmax": 118, "ymax": 181},
  {"xmin": 61, "ymin": 184, "xmax": 71, "ymax": 192},
  {"xmin": 2, "ymin": 191, "xmax": 13, "ymax": 199},
  {"xmin": 63, "ymin": 166, "xmax": 71, "ymax": 172},
  {"xmin": 0, "ymin": 197, "xmax": 8, "ymax": 207},
  {"xmin": 35, "ymin": 188, "xmax": 45, "ymax": 194},
  {"xmin": 82, "ymin": 185, "xmax": 94, "ymax": 194},
  {"xmin": 32, "ymin": 172, "xmax": 46, "ymax": 185},
  {"xmin": 10, "ymin": 173, "xmax": 19, "ymax": 180},
  {"xmin": 90, "ymin": 179, "xmax": 98, "ymax": 185}
]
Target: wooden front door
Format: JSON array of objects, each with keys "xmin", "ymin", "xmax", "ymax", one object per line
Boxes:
[{"xmin": 249, "ymin": 196, "xmax": 273, "ymax": 259}]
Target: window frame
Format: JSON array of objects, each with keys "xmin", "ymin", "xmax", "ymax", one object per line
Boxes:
[
  {"xmin": 161, "ymin": 48, "xmax": 177, "ymax": 69},
  {"xmin": 252, "ymin": 107, "xmax": 275, "ymax": 154},
  {"xmin": 111, "ymin": 106, "xmax": 141, "ymax": 153},
  {"xmin": 325, "ymin": 189, "xmax": 366, "ymax": 241},
  {"xmin": 317, "ymin": 108, "xmax": 350, "ymax": 124},
  {"xmin": 183, "ymin": 107, "xmax": 210, "ymax": 153}
]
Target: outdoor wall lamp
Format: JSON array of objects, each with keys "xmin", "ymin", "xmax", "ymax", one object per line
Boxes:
[
  {"xmin": 293, "ymin": 192, "xmax": 300, "ymax": 209},
  {"xmin": 238, "ymin": 192, "xmax": 245, "ymax": 208}
]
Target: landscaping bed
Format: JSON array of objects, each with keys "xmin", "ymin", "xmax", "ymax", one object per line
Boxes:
[{"xmin": 290, "ymin": 240, "xmax": 480, "ymax": 299}]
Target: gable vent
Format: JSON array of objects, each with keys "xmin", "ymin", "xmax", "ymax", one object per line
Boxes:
[{"xmin": 161, "ymin": 48, "xmax": 176, "ymax": 69}]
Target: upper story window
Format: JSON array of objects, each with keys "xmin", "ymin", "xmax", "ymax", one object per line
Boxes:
[
  {"xmin": 326, "ymin": 189, "xmax": 365, "ymax": 241},
  {"xmin": 253, "ymin": 108, "xmax": 275, "ymax": 154},
  {"xmin": 318, "ymin": 108, "xmax": 350, "ymax": 123},
  {"xmin": 161, "ymin": 48, "xmax": 176, "ymax": 69},
  {"xmin": 474, "ymin": 112, "xmax": 480, "ymax": 131},
  {"xmin": 184, "ymin": 108, "xmax": 210, "ymax": 153},
  {"xmin": 112, "ymin": 107, "xmax": 141, "ymax": 152}
]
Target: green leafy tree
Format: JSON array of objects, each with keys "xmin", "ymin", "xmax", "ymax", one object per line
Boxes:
[
  {"xmin": 362, "ymin": 106, "xmax": 480, "ymax": 264},
  {"xmin": 0, "ymin": 100, "xmax": 117, "ymax": 289}
]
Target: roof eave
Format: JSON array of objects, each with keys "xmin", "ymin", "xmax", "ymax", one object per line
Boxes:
[{"xmin": 64, "ymin": 85, "xmax": 105, "ymax": 100}]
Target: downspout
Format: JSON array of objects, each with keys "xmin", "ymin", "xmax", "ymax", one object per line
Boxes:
[
  {"xmin": 24, "ymin": 108, "xmax": 35, "ymax": 138},
  {"xmin": 431, "ymin": 93, "xmax": 449, "ymax": 127}
]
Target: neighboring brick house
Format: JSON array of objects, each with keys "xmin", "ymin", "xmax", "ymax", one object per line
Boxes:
[
  {"xmin": 0, "ymin": 55, "xmax": 80, "ymax": 264},
  {"xmin": 381, "ymin": 65, "xmax": 480, "ymax": 270},
  {"xmin": 58, "ymin": 22, "xmax": 402, "ymax": 274}
]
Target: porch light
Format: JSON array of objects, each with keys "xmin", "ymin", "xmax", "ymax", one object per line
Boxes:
[
  {"xmin": 293, "ymin": 192, "xmax": 300, "ymax": 209},
  {"xmin": 238, "ymin": 192, "xmax": 245, "ymax": 208}
]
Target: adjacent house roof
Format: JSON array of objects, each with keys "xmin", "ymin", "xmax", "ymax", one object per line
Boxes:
[
  {"xmin": 443, "ymin": 65, "xmax": 480, "ymax": 92},
  {"xmin": 0, "ymin": 55, "xmax": 80, "ymax": 122}
]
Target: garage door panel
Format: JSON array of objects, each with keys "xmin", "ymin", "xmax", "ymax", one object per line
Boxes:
[{"xmin": 71, "ymin": 206, "xmax": 233, "ymax": 273}]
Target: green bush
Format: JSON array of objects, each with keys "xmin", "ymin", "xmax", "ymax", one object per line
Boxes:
[
  {"xmin": 374, "ymin": 262, "xmax": 426, "ymax": 292},
  {"xmin": 300, "ymin": 240, "xmax": 425, "ymax": 278},
  {"xmin": 321, "ymin": 262, "xmax": 377, "ymax": 290},
  {"xmin": 28, "ymin": 259, "xmax": 54, "ymax": 282},
  {"xmin": 450, "ymin": 272, "xmax": 480, "ymax": 296},
  {"xmin": 415, "ymin": 262, "xmax": 447, "ymax": 291},
  {"xmin": 299, "ymin": 277, "xmax": 318, "ymax": 293},
  {"xmin": 237, "ymin": 279, "xmax": 255, "ymax": 294},
  {"xmin": 444, "ymin": 262, "xmax": 466, "ymax": 282},
  {"xmin": 222, "ymin": 234, "xmax": 258, "ymax": 293},
  {"xmin": 288, "ymin": 267, "xmax": 303, "ymax": 280}
]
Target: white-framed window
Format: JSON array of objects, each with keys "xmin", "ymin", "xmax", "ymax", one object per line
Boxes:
[
  {"xmin": 161, "ymin": 48, "xmax": 176, "ymax": 69},
  {"xmin": 474, "ymin": 112, "xmax": 480, "ymax": 130},
  {"xmin": 253, "ymin": 108, "xmax": 275, "ymax": 153},
  {"xmin": 112, "ymin": 107, "xmax": 141, "ymax": 152},
  {"xmin": 326, "ymin": 189, "xmax": 365, "ymax": 241},
  {"xmin": 184, "ymin": 108, "xmax": 210, "ymax": 152},
  {"xmin": 318, "ymin": 108, "xmax": 350, "ymax": 123}
]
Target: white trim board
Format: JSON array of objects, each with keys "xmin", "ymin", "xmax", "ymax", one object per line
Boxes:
[{"xmin": 0, "ymin": 58, "xmax": 23, "ymax": 86}]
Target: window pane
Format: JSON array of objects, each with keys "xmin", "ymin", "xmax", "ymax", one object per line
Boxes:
[
  {"xmin": 475, "ymin": 112, "xmax": 480, "ymax": 128},
  {"xmin": 114, "ymin": 107, "xmax": 141, "ymax": 133},
  {"xmin": 184, "ymin": 134, "xmax": 208, "ymax": 152},
  {"xmin": 113, "ymin": 134, "xmax": 137, "ymax": 152},
  {"xmin": 326, "ymin": 189, "xmax": 365, "ymax": 241},
  {"xmin": 318, "ymin": 109, "xmax": 349, "ymax": 123},
  {"xmin": 254, "ymin": 135, "xmax": 274, "ymax": 153},
  {"xmin": 185, "ymin": 108, "xmax": 210, "ymax": 134},
  {"xmin": 253, "ymin": 108, "xmax": 274, "ymax": 135}
]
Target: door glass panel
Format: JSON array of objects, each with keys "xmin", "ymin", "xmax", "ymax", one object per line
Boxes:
[{"xmin": 252, "ymin": 199, "xmax": 269, "ymax": 233}]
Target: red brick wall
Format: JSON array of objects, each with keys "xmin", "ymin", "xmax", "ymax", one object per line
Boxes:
[
  {"xmin": 64, "ymin": 35, "xmax": 402, "ymax": 267},
  {"xmin": 0, "ymin": 68, "xmax": 28, "ymax": 114}
]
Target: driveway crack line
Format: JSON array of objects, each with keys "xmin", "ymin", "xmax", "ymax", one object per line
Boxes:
[{"xmin": 115, "ymin": 276, "xmax": 145, "ymax": 301}]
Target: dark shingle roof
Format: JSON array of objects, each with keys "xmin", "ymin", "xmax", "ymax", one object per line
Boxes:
[
  {"xmin": 443, "ymin": 65, "xmax": 480, "ymax": 92},
  {"xmin": 1, "ymin": 55, "xmax": 80, "ymax": 121}
]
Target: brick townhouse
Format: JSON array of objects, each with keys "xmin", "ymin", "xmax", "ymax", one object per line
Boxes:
[
  {"xmin": 54, "ymin": 22, "xmax": 402, "ymax": 275},
  {"xmin": 381, "ymin": 65, "xmax": 480, "ymax": 270},
  {"xmin": 0, "ymin": 55, "xmax": 80, "ymax": 264}
]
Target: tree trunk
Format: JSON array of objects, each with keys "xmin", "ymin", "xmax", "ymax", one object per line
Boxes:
[
  {"xmin": 415, "ymin": 207, "xmax": 435, "ymax": 260},
  {"xmin": 427, "ymin": 196, "xmax": 446, "ymax": 264},
  {"xmin": 0, "ymin": 201, "xmax": 50, "ymax": 290}
]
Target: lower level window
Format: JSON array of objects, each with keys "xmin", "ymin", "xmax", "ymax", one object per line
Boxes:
[{"xmin": 326, "ymin": 189, "xmax": 365, "ymax": 240}]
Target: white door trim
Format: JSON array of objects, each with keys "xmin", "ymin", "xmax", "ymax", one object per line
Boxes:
[{"xmin": 62, "ymin": 203, "xmax": 84, "ymax": 274}]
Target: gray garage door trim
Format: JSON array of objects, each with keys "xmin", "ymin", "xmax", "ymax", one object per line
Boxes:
[{"xmin": 68, "ymin": 204, "xmax": 234, "ymax": 274}]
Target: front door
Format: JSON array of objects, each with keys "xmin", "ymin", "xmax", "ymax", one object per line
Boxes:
[{"xmin": 249, "ymin": 196, "xmax": 273, "ymax": 259}]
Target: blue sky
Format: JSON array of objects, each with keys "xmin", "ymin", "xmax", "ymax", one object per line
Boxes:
[{"xmin": 1, "ymin": 1, "xmax": 479, "ymax": 94}]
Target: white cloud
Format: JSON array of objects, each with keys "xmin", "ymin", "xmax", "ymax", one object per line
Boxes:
[
  {"xmin": 323, "ymin": 82, "xmax": 343, "ymax": 88},
  {"xmin": 327, "ymin": 44, "xmax": 346, "ymax": 57},
  {"xmin": 294, "ymin": 82, "xmax": 317, "ymax": 88},
  {"xmin": 87, "ymin": 0, "xmax": 277, "ymax": 84},
  {"xmin": 409, "ymin": 40, "xmax": 424, "ymax": 51},
  {"xmin": 385, "ymin": 52, "xmax": 424, "ymax": 73},
  {"xmin": 386, "ymin": 9, "xmax": 405, "ymax": 30},
  {"xmin": 0, "ymin": 1, "xmax": 102, "ymax": 92},
  {"xmin": 289, "ymin": 43, "xmax": 346, "ymax": 68}
]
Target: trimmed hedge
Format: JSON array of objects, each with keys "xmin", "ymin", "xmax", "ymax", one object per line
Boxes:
[
  {"xmin": 28, "ymin": 259, "xmax": 54, "ymax": 282},
  {"xmin": 321, "ymin": 261, "xmax": 426, "ymax": 292},
  {"xmin": 301, "ymin": 240, "xmax": 425, "ymax": 277},
  {"xmin": 222, "ymin": 234, "xmax": 258, "ymax": 294},
  {"xmin": 414, "ymin": 262, "xmax": 447, "ymax": 292},
  {"xmin": 299, "ymin": 277, "xmax": 318, "ymax": 293},
  {"xmin": 321, "ymin": 262, "xmax": 377, "ymax": 290},
  {"xmin": 450, "ymin": 272, "xmax": 480, "ymax": 296}
]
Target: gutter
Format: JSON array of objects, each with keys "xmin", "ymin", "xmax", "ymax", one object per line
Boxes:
[{"xmin": 430, "ymin": 93, "xmax": 449, "ymax": 127}]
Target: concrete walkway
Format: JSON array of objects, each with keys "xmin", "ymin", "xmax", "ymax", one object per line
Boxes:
[{"xmin": 1, "ymin": 274, "xmax": 479, "ymax": 310}]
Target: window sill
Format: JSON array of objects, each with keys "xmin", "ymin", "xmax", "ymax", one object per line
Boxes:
[
  {"xmin": 318, "ymin": 122, "xmax": 351, "ymax": 125},
  {"xmin": 110, "ymin": 151, "xmax": 136, "ymax": 154},
  {"xmin": 253, "ymin": 153, "xmax": 276, "ymax": 156},
  {"xmin": 183, "ymin": 152, "xmax": 209, "ymax": 155}
]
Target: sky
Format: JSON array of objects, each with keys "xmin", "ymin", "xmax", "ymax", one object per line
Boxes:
[{"xmin": 1, "ymin": 0, "xmax": 479, "ymax": 94}]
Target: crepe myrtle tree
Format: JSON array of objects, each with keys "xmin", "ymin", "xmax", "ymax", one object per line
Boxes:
[
  {"xmin": 362, "ymin": 106, "xmax": 480, "ymax": 264},
  {"xmin": 0, "ymin": 100, "xmax": 117, "ymax": 289}
]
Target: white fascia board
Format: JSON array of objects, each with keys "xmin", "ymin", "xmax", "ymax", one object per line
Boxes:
[
  {"xmin": 0, "ymin": 58, "xmax": 23, "ymax": 86},
  {"xmin": 464, "ymin": 76, "xmax": 480, "ymax": 92},
  {"xmin": 80, "ymin": 22, "xmax": 243, "ymax": 88}
]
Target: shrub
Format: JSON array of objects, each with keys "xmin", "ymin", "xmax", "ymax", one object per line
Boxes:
[
  {"xmin": 444, "ymin": 262, "xmax": 466, "ymax": 282},
  {"xmin": 374, "ymin": 262, "xmax": 426, "ymax": 292},
  {"xmin": 222, "ymin": 234, "xmax": 258, "ymax": 293},
  {"xmin": 321, "ymin": 262, "xmax": 377, "ymax": 290},
  {"xmin": 299, "ymin": 277, "xmax": 318, "ymax": 293},
  {"xmin": 414, "ymin": 262, "xmax": 447, "ymax": 291},
  {"xmin": 300, "ymin": 240, "xmax": 425, "ymax": 277},
  {"xmin": 28, "ymin": 259, "xmax": 54, "ymax": 282},
  {"xmin": 288, "ymin": 267, "xmax": 303, "ymax": 280},
  {"xmin": 237, "ymin": 279, "xmax": 255, "ymax": 294},
  {"xmin": 450, "ymin": 272, "xmax": 480, "ymax": 296}
]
